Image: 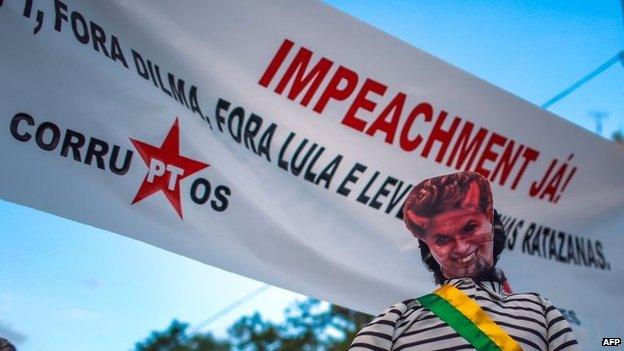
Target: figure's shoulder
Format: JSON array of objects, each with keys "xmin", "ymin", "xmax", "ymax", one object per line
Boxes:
[
  {"xmin": 373, "ymin": 298, "xmax": 424, "ymax": 320},
  {"xmin": 352, "ymin": 299, "xmax": 427, "ymax": 347},
  {"xmin": 519, "ymin": 292, "xmax": 565, "ymax": 316},
  {"xmin": 505, "ymin": 290, "xmax": 545, "ymax": 300},
  {"xmin": 501, "ymin": 290, "xmax": 557, "ymax": 312},
  {"xmin": 364, "ymin": 298, "xmax": 426, "ymax": 328},
  {"xmin": 505, "ymin": 292, "xmax": 580, "ymax": 349},
  {"xmin": 397, "ymin": 297, "xmax": 425, "ymax": 310}
]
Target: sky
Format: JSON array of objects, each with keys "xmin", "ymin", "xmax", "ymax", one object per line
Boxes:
[{"xmin": 1, "ymin": 1, "xmax": 622, "ymax": 350}]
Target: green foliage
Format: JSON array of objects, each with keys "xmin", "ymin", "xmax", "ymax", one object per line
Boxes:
[
  {"xmin": 134, "ymin": 298, "xmax": 372, "ymax": 351},
  {"xmin": 134, "ymin": 320, "xmax": 230, "ymax": 351},
  {"xmin": 228, "ymin": 312, "xmax": 281, "ymax": 351}
]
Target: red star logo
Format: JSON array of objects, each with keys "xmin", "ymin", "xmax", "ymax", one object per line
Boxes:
[{"xmin": 130, "ymin": 118, "xmax": 208, "ymax": 219}]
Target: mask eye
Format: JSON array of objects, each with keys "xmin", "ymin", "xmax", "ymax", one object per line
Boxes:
[
  {"xmin": 462, "ymin": 221, "xmax": 478, "ymax": 234},
  {"xmin": 434, "ymin": 235, "xmax": 450, "ymax": 246}
]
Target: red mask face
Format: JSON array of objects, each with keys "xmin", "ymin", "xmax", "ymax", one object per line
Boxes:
[{"xmin": 421, "ymin": 207, "xmax": 494, "ymax": 279}]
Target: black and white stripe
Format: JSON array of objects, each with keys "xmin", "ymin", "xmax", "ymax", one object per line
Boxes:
[{"xmin": 349, "ymin": 277, "xmax": 580, "ymax": 351}]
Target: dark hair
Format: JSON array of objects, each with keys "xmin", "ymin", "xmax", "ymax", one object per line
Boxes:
[
  {"xmin": 0, "ymin": 338, "xmax": 16, "ymax": 351},
  {"xmin": 417, "ymin": 209, "xmax": 507, "ymax": 285}
]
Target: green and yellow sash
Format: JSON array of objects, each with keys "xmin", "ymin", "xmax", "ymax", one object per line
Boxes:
[{"xmin": 417, "ymin": 285, "xmax": 523, "ymax": 351}]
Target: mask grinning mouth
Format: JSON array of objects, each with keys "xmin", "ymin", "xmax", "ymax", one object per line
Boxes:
[{"xmin": 455, "ymin": 251, "xmax": 477, "ymax": 264}]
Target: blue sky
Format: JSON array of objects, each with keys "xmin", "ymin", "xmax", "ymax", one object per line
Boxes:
[{"xmin": 1, "ymin": 1, "xmax": 622, "ymax": 350}]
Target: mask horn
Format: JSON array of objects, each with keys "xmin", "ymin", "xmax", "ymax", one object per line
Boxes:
[
  {"xmin": 406, "ymin": 210, "xmax": 428, "ymax": 235},
  {"xmin": 461, "ymin": 180, "xmax": 480, "ymax": 209}
]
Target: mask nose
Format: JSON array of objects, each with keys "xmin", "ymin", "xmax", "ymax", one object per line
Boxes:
[{"xmin": 453, "ymin": 239, "xmax": 472, "ymax": 257}]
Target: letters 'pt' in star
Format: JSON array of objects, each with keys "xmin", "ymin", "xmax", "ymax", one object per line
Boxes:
[{"xmin": 130, "ymin": 118, "xmax": 208, "ymax": 219}]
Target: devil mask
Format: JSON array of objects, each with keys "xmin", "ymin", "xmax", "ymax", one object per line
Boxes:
[{"xmin": 403, "ymin": 172, "xmax": 495, "ymax": 279}]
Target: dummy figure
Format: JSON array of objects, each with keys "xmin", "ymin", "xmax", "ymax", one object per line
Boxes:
[{"xmin": 349, "ymin": 171, "xmax": 579, "ymax": 351}]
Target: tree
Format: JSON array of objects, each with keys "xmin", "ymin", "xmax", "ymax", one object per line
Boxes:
[
  {"xmin": 133, "ymin": 298, "xmax": 373, "ymax": 351},
  {"xmin": 134, "ymin": 319, "xmax": 230, "ymax": 351},
  {"xmin": 228, "ymin": 312, "xmax": 281, "ymax": 351},
  {"xmin": 612, "ymin": 130, "xmax": 624, "ymax": 144}
]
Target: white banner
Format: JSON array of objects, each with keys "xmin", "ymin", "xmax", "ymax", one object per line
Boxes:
[{"xmin": 1, "ymin": 1, "xmax": 622, "ymax": 348}]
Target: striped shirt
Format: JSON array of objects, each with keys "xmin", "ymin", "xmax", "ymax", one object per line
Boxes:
[{"xmin": 349, "ymin": 277, "xmax": 580, "ymax": 351}]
